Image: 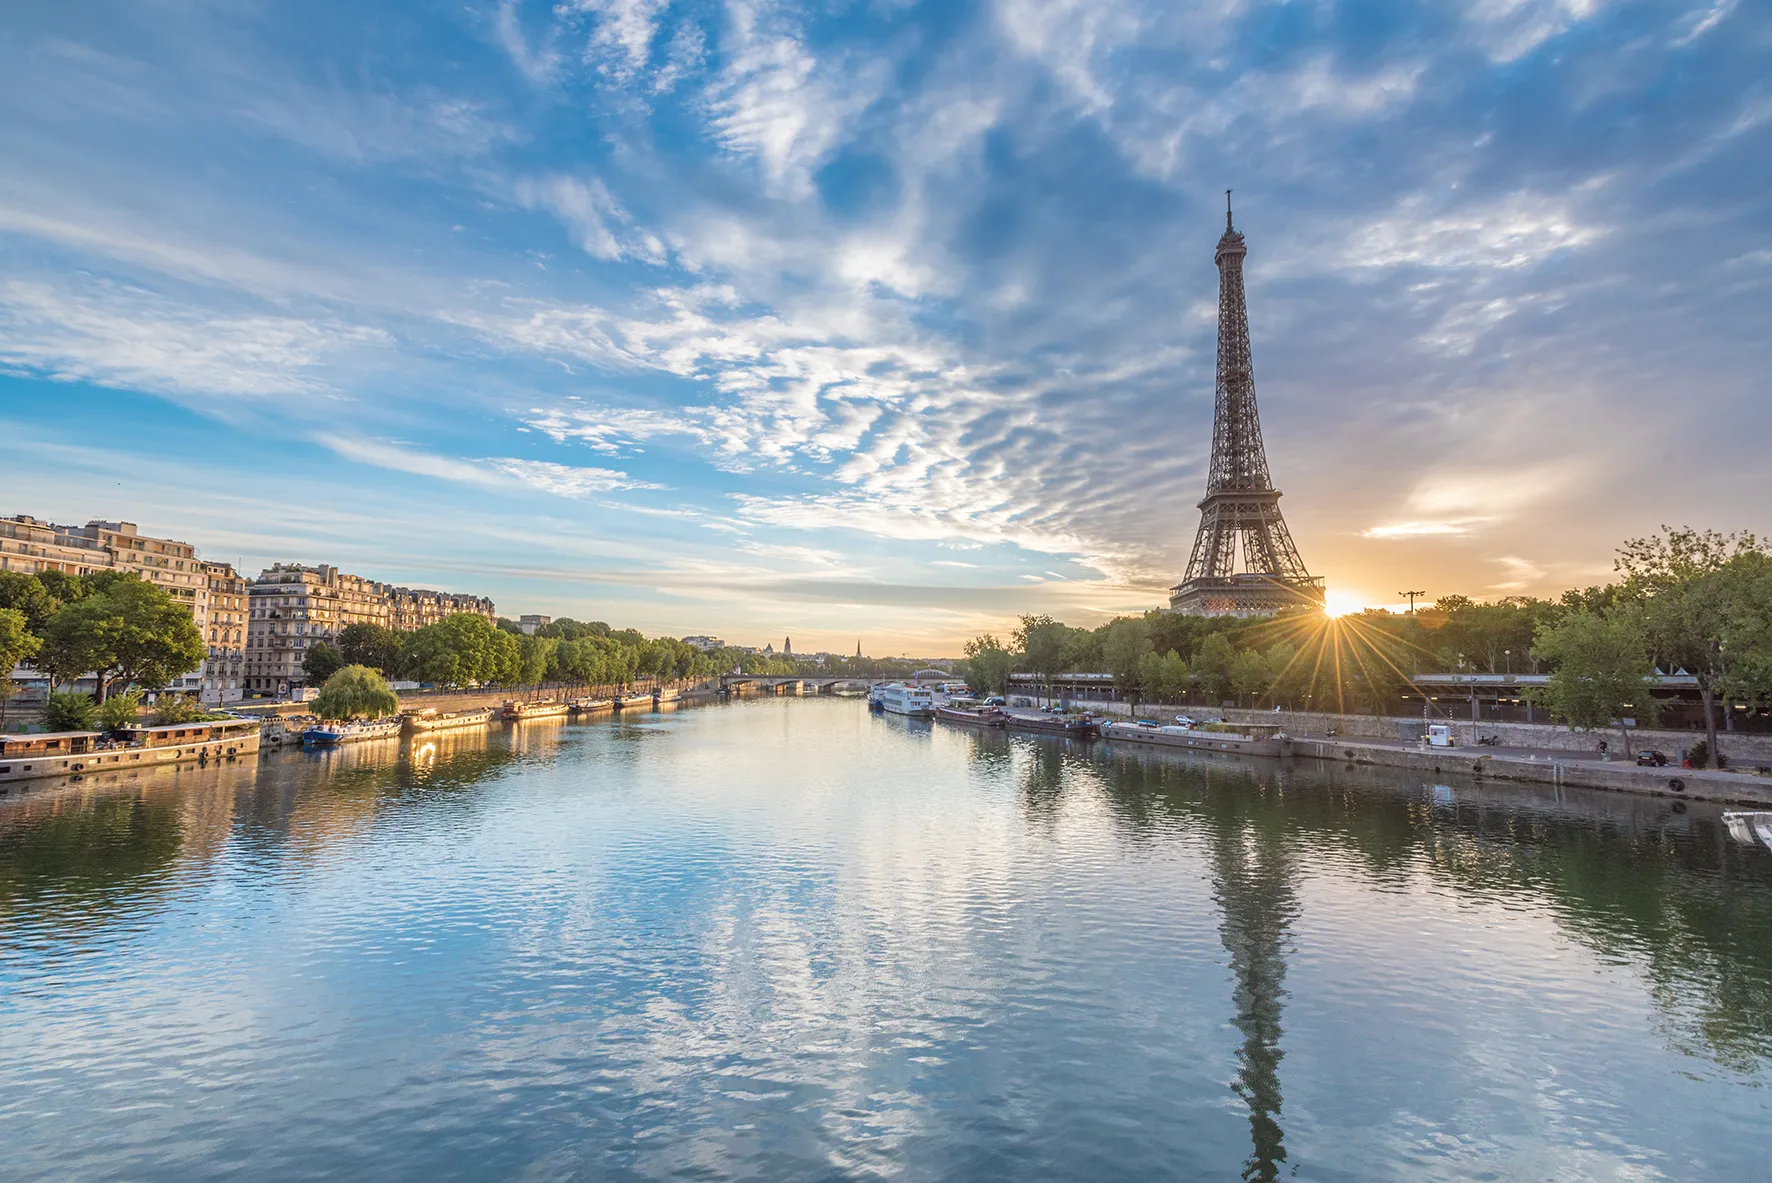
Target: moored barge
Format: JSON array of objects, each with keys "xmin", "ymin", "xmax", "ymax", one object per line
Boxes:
[
  {"xmin": 1002, "ymin": 710, "xmax": 1100, "ymax": 738},
  {"xmin": 303, "ymin": 718, "xmax": 403, "ymax": 746},
  {"xmin": 935, "ymin": 704, "xmax": 1007, "ymax": 728},
  {"xmin": 1, "ymin": 717, "xmax": 263, "ymax": 785},
  {"xmin": 1101, "ymin": 720, "xmax": 1292, "ymax": 758},
  {"xmin": 503, "ymin": 700, "xmax": 570, "ymax": 721},
  {"xmin": 405, "ymin": 706, "xmax": 496, "ymax": 734}
]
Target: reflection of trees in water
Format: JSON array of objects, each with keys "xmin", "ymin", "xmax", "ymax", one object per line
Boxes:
[
  {"xmin": 0, "ymin": 727, "xmax": 533, "ymax": 934},
  {"xmin": 0, "ymin": 790, "xmax": 185, "ymax": 925},
  {"xmin": 1095, "ymin": 745, "xmax": 1772, "ymax": 1074},
  {"xmin": 1010, "ymin": 736, "xmax": 1097, "ymax": 828}
]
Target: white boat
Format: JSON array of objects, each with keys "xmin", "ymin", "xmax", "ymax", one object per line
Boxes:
[
  {"xmin": 1723, "ymin": 811, "xmax": 1772, "ymax": 853},
  {"xmin": 303, "ymin": 718, "xmax": 403, "ymax": 746},
  {"xmin": 876, "ymin": 683, "xmax": 936, "ymax": 717}
]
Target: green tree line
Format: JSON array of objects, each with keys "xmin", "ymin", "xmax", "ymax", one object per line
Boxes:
[
  {"xmin": 299, "ymin": 616, "xmax": 940, "ymax": 695},
  {"xmin": 959, "ymin": 527, "xmax": 1772, "ymax": 769}
]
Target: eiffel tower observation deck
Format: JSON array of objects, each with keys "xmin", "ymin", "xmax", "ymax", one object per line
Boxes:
[{"xmin": 1171, "ymin": 195, "xmax": 1325, "ymax": 618}]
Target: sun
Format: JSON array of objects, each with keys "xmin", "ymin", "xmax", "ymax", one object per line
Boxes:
[{"xmin": 1322, "ymin": 589, "xmax": 1365, "ymax": 618}]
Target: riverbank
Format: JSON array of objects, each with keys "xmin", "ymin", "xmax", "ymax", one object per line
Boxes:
[{"xmin": 1290, "ymin": 733, "xmax": 1772, "ymax": 806}]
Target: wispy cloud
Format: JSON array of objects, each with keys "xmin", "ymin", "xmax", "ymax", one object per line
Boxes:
[{"xmin": 320, "ymin": 437, "xmax": 659, "ymax": 496}]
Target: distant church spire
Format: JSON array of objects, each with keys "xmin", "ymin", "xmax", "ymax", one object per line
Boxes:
[{"xmin": 784, "ymin": 636, "xmax": 792, "ymax": 655}]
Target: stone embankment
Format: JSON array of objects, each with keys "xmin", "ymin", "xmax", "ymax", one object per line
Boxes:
[
  {"xmin": 1290, "ymin": 735, "xmax": 1772, "ymax": 807},
  {"xmin": 1056, "ymin": 697, "xmax": 1772, "ymax": 806},
  {"xmin": 1217, "ymin": 707, "xmax": 1772, "ymax": 765}
]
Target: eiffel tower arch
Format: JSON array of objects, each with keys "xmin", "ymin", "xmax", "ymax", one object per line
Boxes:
[{"xmin": 1171, "ymin": 196, "xmax": 1325, "ymax": 618}]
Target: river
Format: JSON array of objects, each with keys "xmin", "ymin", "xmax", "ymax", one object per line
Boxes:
[{"xmin": 2, "ymin": 697, "xmax": 1769, "ymax": 1181}]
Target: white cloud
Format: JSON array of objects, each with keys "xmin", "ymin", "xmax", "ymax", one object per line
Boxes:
[
  {"xmin": 0, "ymin": 278, "xmax": 388, "ymax": 398},
  {"xmin": 1460, "ymin": 0, "xmax": 1611, "ymax": 64},
  {"xmin": 704, "ymin": 3, "xmax": 889, "ymax": 198},
  {"xmin": 321, "ymin": 436, "xmax": 658, "ymax": 496},
  {"xmin": 1346, "ymin": 191, "xmax": 1606, "ymax": 272},
  {"xmin": 514, "ymin": 174, "xmax": 665, "ymax": 262}
]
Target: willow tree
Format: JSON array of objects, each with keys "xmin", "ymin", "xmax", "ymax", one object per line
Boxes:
[{"xmin": 312, "ymin": 665, "xmax": 399, "ymax": 721}]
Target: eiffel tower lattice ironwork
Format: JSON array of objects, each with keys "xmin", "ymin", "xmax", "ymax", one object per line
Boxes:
[{"xmin": 1170, "ymin": 194, "xmax": 1324, "ymax": 618}]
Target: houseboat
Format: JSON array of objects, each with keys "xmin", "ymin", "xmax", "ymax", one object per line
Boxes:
[
  {"xmin": 404, "ymin": 706, "xmax": 496, "ymax": 734},
  {"xmin": 1003, "ymin": 709, "xmax": 1100, "ymax": 738},
  {"xmin": 1101, "ymin": 720, "xmax": 1292, "ymax": 758},
  {"xmin": 303, "ymin": 717, "xmax": 404, "ymax": 746},
  {"xmin": 1, "ymin": 717, "xmax": 263, "ymax": 786},
  {"xmin": 503, "ymin": 699, "xmax": 570, "ymax": 721},
  {"xmin": 876, "ymin": 683, "xmax": 936, "ymax": 717},
  {"xmin": 935, "ymin": 702, "xmax": 1007, "ymax": 728},
  {"xmin": 568, "ymin": 696, "xmax": 615, "ymax": 715}
]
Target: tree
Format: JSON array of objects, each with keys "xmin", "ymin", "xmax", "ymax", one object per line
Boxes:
[
  {"xmin": 1264, "ymin": 641, "xmax": 1301, "ymax": 707},
  {"xmin": 402, "ymin": 614, "xmax": 519, "ymax": 688},
  {"xmin": 311, "ymin": 665, "xmax": 400, "ymax": 721},
  {"xmin": 1617, "ymin": 526, "xmax": 1766, "ymax": 768},
  {"xmin": 1013, "ymin": 614, "xmax": 1076, "ymax": 703},
  {"xmin": 1530, "ymin": 611, "xmax": 1658, "ymax": 749},
  {"xmin": 95, "ymin": 689, "xmax": 144, "ymax": 731},
  {"xmin": 1229, "ymin": 647, "xmax": 1270, "ymax": 707},
  {"xmin": 151, "ymin": 693, "xmax": 208, "ymax": 726},
  {"xmin": 0, "ymin": 571, "xmax": 59, "ymax": 634},
  {"xmin": 517, "ymin": 634, "xmax": 557, "ymax": 693},
  {"xmin": 0, "ymin": 606, "xmax": 41, "ymax": 729},
  {"xmin": 44, "ymin": 689, "xmax": 97, "ymax": 732},
  {"xmin": 1137, "ymin": 650, "xmax": 1189, "ymax": 702},
  {"xmin": 36, "ymin": 577, "xmax": 205, "ymax": 701},
  {"xmin": 337, "ymin": 623, "xmax": 404, "ymax": 674},
  {"xmin": 1194, "ymin": 633, "xmax": 1236, "ymax": 704},
  {"xmin": 32, "ymin": 569, "xmax": 87, "ymax": 608},
  {"xmin": 302, "ymin": 641, "xmax": 346, "ymax": 686},
  {"xmin": 1102, "ymin": 618, "xmax": 1153, "ymax": 706},
  {"xmin": 962, "ymin": 634, "xmax": 1015, "ymax": 695}
]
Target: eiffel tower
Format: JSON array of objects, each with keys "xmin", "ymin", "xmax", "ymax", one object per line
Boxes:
[{"xmin": 1170, "ymin": 195, "xmax": 1324, "ymax": 617}]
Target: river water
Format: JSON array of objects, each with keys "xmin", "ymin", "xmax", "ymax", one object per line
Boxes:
[{"xmin": 2, "ymin": 697, "xmax": 1769, "ymax": 1181}]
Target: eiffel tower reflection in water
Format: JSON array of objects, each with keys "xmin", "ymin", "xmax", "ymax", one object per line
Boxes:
[{"xmin": 1208, "ymin": 789, "xmax": 1299, "ymax": 1182}]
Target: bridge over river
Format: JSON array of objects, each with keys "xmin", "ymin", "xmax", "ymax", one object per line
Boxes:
[{"xmin": 717, "ymin": 675, "xmax": 872, "ymax": 696}]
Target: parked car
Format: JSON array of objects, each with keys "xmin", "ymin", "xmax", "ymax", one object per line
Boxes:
[
  {"xmin": 1636, "ymin": 749, "xmax": 1668, "ymax": 767},
  {"xmin": 982, "ymin": 696, "xmax": 1006, "ymax": 707},
  {"xmin": 1174, "ymin": 715, "xmax": 1196, "ymax": 727}
]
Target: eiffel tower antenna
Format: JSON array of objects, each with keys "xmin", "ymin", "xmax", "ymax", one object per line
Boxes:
[{"xmin": 1171, "ymin": 200, "xmax": 1325, "ymax": 617}]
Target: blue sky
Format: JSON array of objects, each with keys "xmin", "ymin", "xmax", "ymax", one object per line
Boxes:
[{"xmin": 1, "ymin": 0, "xmax": 1767, "ymax": 652}]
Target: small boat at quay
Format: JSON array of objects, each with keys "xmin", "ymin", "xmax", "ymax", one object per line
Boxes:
[
  {"xmin": 303, "ymin": 718, "xmax": 404, "ymax": 746},
  {"xmin": 568, "ymin": 697, "xmax": 615, "ymax": 715},
  {"xmin": 876, "ymin": 683, "xmax": 936, "ymax": 718},
  {"xmin": 1003, "ymin": 710, "xmax": 1100, "ymax": 738},
  {"xmin": 405, "ymin": 706, "xmax": 496, "ymax": 734},
  {"xmin": 503, "ymin": 700, "xmax": 569, "ymax": 721},
  {"xmin": 1101, "ymin": 720, "xmax": 1292, "ymax": 758},
  {"xmin": 936, "ymin": 703, "xmax": 1007, "ymax": 728},
  {"xmin": 1723, "ymin": 812, "xmax": 1772, "ymax": 853}
]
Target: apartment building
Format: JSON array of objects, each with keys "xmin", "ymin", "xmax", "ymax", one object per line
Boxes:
[
  {"xmin": 388, "ymin": 586, "xmax": 497, "ymax": 631},
  {"xmin": 202, "ymin": 561, "xmax": 248, "ymax": 704},
  {"xmin": 0, "ymin": 514, "xmax": 114, "ymax": 577},
  {"xmin": 244, "ymin": 563, "xmax": 391, "ymax": 694}
]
